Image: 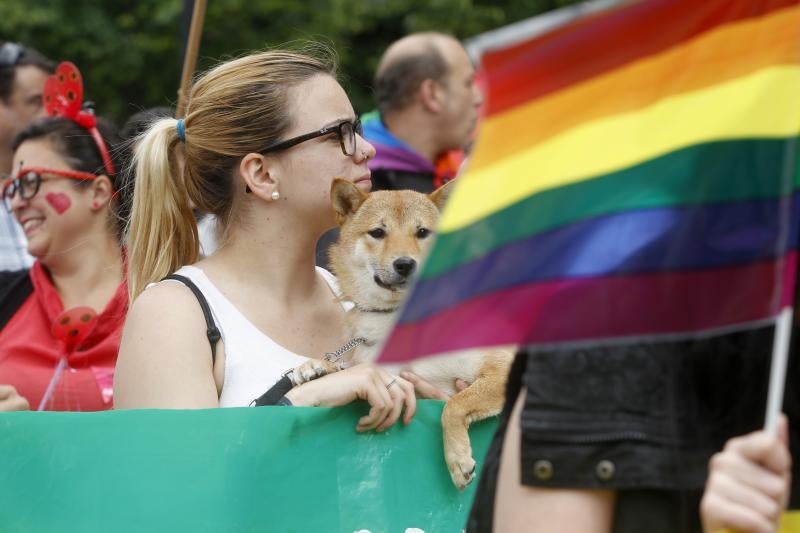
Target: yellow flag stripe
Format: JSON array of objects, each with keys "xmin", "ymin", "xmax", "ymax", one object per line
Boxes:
[{"xmin": 440, "ymin": 66, "xmax": 800, "ymax": 233}]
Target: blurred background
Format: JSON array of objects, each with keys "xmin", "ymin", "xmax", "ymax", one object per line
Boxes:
[{"xmin": 0, "ymin": 0, "xmax": 582, "ymax": 123}]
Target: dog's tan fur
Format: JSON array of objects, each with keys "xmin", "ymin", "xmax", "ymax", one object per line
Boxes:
[{"xmin": 294, "ymin": 178, "xmax": 513, "ymax": 489}]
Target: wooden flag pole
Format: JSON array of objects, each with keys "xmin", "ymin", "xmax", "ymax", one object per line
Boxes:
[{"xmin": 176, "ymin": 0, "xmax": 207, "ymax": 119}]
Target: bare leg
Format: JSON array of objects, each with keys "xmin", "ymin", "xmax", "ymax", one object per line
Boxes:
[{"xmin": 494, "ymin": 388, "xmax": 617, "ymax": 533}]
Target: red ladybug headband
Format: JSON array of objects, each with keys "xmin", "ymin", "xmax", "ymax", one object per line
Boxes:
[{"xmin": 42, "ymin": 62, "xmax": 116, "ymax": 178}]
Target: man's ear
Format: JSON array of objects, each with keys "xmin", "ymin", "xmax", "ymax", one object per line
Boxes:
[
  {"xmin": 428, "ymin": 179, "xmax": 456, "ymax": 211},
  {"xmin": 331, "ymin": 178, "xmax": 367, "ymax": 226},
  {"xmin": 418, "ymin": 78, "xmax": 444, "ymax": 113},
  {"xmin": 239, "ymin": 152, "xmax": 278, "ymax": 199},
  {"xmin": 90, "ymin": 175, "xmax": 114, "ymax": 210}
]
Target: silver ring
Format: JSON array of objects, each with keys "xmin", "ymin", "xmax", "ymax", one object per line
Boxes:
[{"xmin": 385, "ymin": 378, "xmax": 397, "ymax": 390}]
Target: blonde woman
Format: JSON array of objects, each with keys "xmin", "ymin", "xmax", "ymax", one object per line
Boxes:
[{"xmin": 114, "ymin": 49, "xmax": 417, "ymax": 432}]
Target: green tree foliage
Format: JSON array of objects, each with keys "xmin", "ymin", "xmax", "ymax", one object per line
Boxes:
[{"xmin": 0, "ymin": 0, "xmax": 582, "ymax": 124}]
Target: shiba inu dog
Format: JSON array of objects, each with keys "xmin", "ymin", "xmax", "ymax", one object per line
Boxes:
[{"xmin": 294, "ymin": 178, "xmax": 513, "ymax": 490}]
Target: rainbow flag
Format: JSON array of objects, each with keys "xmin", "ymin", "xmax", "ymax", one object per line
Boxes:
[{"xmin": 380, "ymin": 0, "xmax": 800, "ymax": 363}]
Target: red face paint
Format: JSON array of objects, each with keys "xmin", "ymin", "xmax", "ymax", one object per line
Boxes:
[{"xmin": 45, "ymin": 192, "xmax": 71, "ymax": 214}]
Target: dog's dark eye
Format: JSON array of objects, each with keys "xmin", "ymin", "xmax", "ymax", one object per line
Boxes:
[
  {"xmin": 368, "ymin": 228, "xmax": 386, "ymax": 239},
  {"xmin": 416, "ymin": 228, "xmax": 431, "ymax": 239}
]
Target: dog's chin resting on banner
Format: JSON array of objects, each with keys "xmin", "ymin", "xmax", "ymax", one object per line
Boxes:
[{"xmin": 293, "ymin": 178, "xmax": 513, "ymax": 490}]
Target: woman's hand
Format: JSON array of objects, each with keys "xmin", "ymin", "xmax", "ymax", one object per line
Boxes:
[
  {"xmin": 0, "ymin": 385, "xmax": 30, "ymax": 411},
  {"xmin": 700, "ymin": 415, "xmax": 791, "ymax": 533},
  {"xmin": 400, "ymin": 370, "xmax": 469, "ymax": 400},
  {"xmin": 285, "ymin": 363, "xmax": 416, "ymax": 432}
]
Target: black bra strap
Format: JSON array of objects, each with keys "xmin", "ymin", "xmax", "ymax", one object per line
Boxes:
[
  {"xmin": 251, "ymin": 373, "xmax": 294, "ymax": 407},
  {"xmin": 162, "ymin": 274, "xmax": 221, "ymax": 363}
]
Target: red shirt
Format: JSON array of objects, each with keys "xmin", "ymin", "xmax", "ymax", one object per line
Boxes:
[{"xmin": 0, "ymin": 261, "xmax": 128, "ymax": 411}]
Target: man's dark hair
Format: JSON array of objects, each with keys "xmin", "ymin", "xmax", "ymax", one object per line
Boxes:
[
  {"xmin": 120, "ymin": 106, "xmax": 174, "ymax": 140},
  {"xmin": 374, "ymin": 42, "xmax": 448, "ymax": 117},
  {"xmin": 0, "ymin": 42, "xmax": 56, "ymax": 103}
]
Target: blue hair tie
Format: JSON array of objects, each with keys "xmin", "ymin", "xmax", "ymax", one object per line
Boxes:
[{"xmin": 176, "ymin": 118, "xmax": 186, "ymax": 143}]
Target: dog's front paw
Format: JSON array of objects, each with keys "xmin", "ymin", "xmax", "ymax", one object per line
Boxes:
[
  {"xmin": 292, "ymin": 359, "xmax": 339, "ymax": 385},
  {"xmin": 445, "ymin": 444, "xmax": 476, "ymax": 490}
]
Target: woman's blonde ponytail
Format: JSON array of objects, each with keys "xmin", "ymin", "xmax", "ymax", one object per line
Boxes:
[{"xmin": 126, "ymin": 118, "xmax": 199, "ymax": 300}]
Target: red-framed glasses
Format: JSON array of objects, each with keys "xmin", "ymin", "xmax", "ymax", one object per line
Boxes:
[{"xmin": 1, "ymin": 166, "xmax": 98, "ymax": 212}]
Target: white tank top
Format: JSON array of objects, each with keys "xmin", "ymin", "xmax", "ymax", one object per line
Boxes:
[{"xmin": 160, "ymin": 265, "xmax": 345, "ymax": 407}]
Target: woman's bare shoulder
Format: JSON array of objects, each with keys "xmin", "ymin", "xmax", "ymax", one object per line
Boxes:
[
  {"xmin": 124, "ymin": 280, "xmax": 209, "ymax": 342},
  {"xmin": 115, "ymin": 280, "xmax": 219, "ymax": 409}
]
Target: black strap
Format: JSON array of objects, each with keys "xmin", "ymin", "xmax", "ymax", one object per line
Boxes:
[
  {"xmin": 251, "ymin": 373, "xmax": 294, "ymax": 407},
  {"xmin": 163, "ymin": 273, "xmax": 290, "ymax": 407},
  {"xmin": 0, "ymin": 269, "xmax": 33, "ymax": 331},
  {"xmin": 162, "ymin": 274, "xmax": 221, "ymax": 364}
]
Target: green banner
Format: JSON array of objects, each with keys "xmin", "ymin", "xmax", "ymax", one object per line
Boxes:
[{"xmin": 0, "ymin": 401, "xmax": 496, "ymax": 532}]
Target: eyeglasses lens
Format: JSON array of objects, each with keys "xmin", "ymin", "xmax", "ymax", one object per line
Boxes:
[
  {"xmin": 20, "ymin": 172, "xmax": 40, "ymax": 199},
  {"xmin": 2, "ymin": 171, "xmax": 40, "ymax": 211},
  {"xmin": 340, "ymin": 122, "xmax": 354, "ymax": 156},
  {"xmin": 341, "ymin": 120, "xmax": 363, "ymax": 156}
]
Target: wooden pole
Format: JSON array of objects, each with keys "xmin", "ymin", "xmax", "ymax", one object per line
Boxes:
[{"xmin": 176, "ymin": 0, "xmax": 207, "ymax": 118}]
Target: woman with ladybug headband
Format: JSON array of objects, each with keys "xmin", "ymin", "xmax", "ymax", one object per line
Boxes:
[{"xmin": 0, "ymin": 62, "xmax": 131, "ymax": 411}]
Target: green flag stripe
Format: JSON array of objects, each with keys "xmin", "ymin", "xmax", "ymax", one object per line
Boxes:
[{"xmin": 424, "ymin": 137, "xmax": 800, "ymax": 280}]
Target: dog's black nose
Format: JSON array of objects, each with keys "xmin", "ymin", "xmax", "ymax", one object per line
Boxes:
[{"xmin": 393, "ymin": 257, "xmax": 416, "ymax": 277}]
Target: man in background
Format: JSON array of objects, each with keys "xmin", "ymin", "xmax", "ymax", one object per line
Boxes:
[
  {"xmin": 316, "ymin": 32, "xmax": 482, "ymax": 267},
  {"xmin": 364, "ymin": 31, "xmax": 483, "ymax": 192},
  {"xmin": 0, "ymin": 42, "xmax": 54, "ymax": 271}
]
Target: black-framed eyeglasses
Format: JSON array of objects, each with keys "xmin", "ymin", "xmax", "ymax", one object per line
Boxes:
[
  {"xmin": 260, "ymin": 118, "xmax": 363, "ymax": 156},
  {"xmin": 2, "ymin": 167, "xmax": 98, "ymax": 212},
  {"xmin": 0, "ymin": 42, "xmax": 23, "ymax": 68}
]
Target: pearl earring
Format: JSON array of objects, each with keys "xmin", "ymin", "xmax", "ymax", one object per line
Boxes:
[{"xmin": 271, "ymin": 191, "xmax": 280, "ymax": 201}]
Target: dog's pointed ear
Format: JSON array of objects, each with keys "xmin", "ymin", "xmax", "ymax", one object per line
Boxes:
[
  {"xmin": 428, "ymin": 179, "xmax": 456, "ymax": 211},
  {"xmin": 331, "ymin": 178, "xmax": 368, "ymax": 225}
]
